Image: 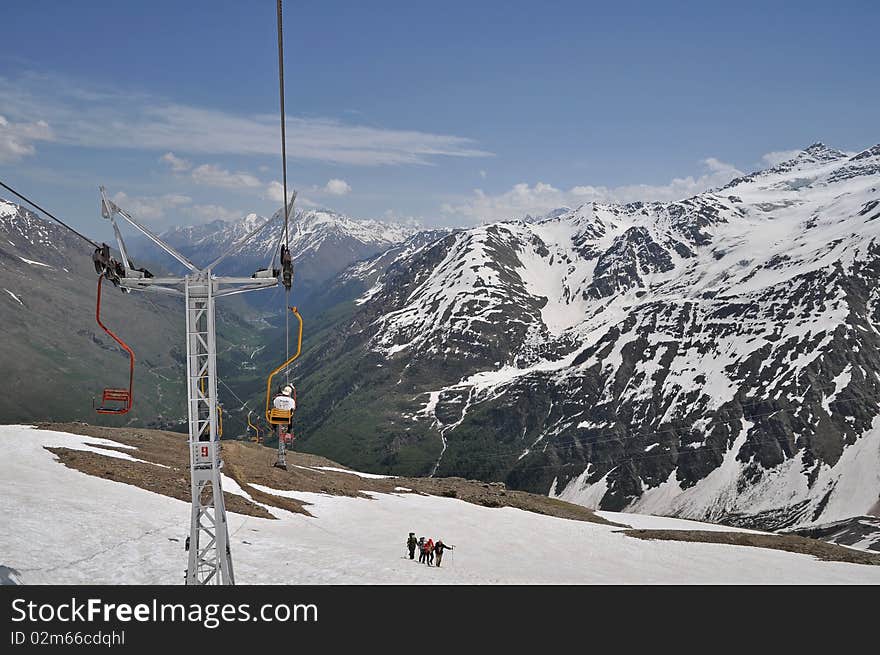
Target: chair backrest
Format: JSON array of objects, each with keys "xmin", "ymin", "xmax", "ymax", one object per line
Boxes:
[{"xmin": 102, "ymin": 388, "xmax": 131, "ymax": 402}]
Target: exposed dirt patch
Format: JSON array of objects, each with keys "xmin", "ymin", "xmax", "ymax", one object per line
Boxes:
[
  {"xmin": 396, "ymin": 475, "xmax": 620, "ymax": 524},
  {"xmin": 37, "ymin": 423, "xmax": 618, "ymax": 526},
  {"xmin": 46, "ymin": 447, "xmax": 276, "ymax": 519},
  {"xmin": 623, "ymin": 529, "xmax": 880, "ymax": 566}
]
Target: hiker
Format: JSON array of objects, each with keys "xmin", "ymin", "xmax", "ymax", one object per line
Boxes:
[
  {"xmin": 424, "ymin": 538, "xmax": 435, "ymax": 566},
  {"xmin": 417, "ymin": 537, "xmax": 427, "ymax": 563},
  {"xmin": 406, "ymin": 532, "xmax": 418, "ymax": 559},
  {"xmin": 434, "ymin": 539, "xmax": 454, "ymax": 567}
]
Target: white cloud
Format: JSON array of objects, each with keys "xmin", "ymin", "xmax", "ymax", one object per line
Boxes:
[
  {"xmin": 266, "ymin": 181, "xmax": 308, "ymax": 209},
  {"xmin": 162, "ymin": 154, "xmax": 268, "ymax": 200},
  {"xmin": 703, "ymin": 157, "xmax": 737, "ymax": 174},
  {"xmin": 479, "ymin": 170, "xmax": 487, "ymax": 179},
  {"xmin": 265, "ymin": 181, "xmax": 286, "ymax": 203},
  {"xmin": 293, "ymin": 178, "xmax": 352, "ymax": 201},
  {"xmin": 442, "ymin": 158, "xmax": 744, "ymax": 224},
  {"xmin": 186, "ymin": 204, "xmax": 243, "ymax": 222},
  {"xmin": 760, "ymin": 149, "xmax": 801, "ymax": 167},
  {"xmin": 160, "ymin": 151, "xmax": 191, "ymax": 172},
  {"xmin": 322, "ymin": 178, "xmax": 351, "ymax": 196},
  {"xmin": 0, "ymin": 73, "xmax": 492, "ymax": 166},
  {"xmin": 0, "ymin": 115, "xmax": 53, "ymax": 163},
  {"xmin": 111, "ymin": 191, "xmax": 192, "ymax": 221},
  {"xmin": 190, "ymin": 164, "xmax": 262, "ymax": 189}
]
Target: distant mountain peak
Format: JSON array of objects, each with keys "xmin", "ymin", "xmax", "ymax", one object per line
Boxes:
[
  {"xmin": 0, "ymin": 198, "xmax": 18, "ymax": 219},
  {"xmin": 240, "ymin": 213, "xmax": 262, "ymax": 230},
  {"xmin": 523, "ymin": 207, "xmax": 572, "ymax": 223},
  {"xmin": 133, "ymin": 204, "xmax": 427, "ymax": 306},
  {"xmin": 721, "ymin": 141, "xmax": 853, "ymax": 191},
  {"xmin": 767, "ymin": 142, "xmax": 848, "ymax": 173},
  {"xmin": 799, "ymin": 141, "xmax": 848, "ymax": 162}
]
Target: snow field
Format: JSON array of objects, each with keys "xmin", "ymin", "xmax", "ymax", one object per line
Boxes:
[{"xmin": 1, "ymin": 426, "xmax": 878, "ymax": 585}]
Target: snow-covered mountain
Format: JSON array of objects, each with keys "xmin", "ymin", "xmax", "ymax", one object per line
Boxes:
[
  {"xmin": 293, "ymin": 142, "xmax": 880, "ymax": 532},
  {"xmin": 141, "ymin": 208, "xmax": 422, "ymax": 310}
]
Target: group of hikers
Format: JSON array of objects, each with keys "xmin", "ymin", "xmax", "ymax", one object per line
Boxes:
[{"xmin": 406, "ymin": 532, "xmax": 454, "ymax": 567}]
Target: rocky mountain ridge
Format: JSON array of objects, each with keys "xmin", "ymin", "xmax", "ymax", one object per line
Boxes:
[{"xmin": 291, "ymin": 142, "xmax": 880, "ymax": 532}]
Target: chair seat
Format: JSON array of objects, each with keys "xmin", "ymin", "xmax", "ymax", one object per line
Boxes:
[
  {"xmin": 95, "ymin": 406, "xmax": 129, "ymax": 415},
  {"xmin": 268, "ymin": 408, "xmax": 292, "ymax": 424},
  {"xmin": 96, "ymin": 388, "xmax": 131, "ymax": 414}
]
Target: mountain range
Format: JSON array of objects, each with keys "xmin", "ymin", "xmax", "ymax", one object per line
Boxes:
[
  {"xmin": 289, "ymin": 142, "xmax": 880, "ymax": 532},
  {"xmin": 134, "ymin": 208, "xmax": 421, "ymax": 312},
  {"xmin": 3, "ymin": 142, "xmax": 879, "ymax": 536}
]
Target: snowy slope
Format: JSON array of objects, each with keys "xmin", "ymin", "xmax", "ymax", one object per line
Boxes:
[
  {"xmin": 1, "ymin": 425, "xmax": 878, "ymax": 585},
  {"xmin": 293, "ymin": 142, "xmax": 880, "ymax": 531}
]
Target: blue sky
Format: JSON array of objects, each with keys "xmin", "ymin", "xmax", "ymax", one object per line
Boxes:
[{"xmin": 1, "ymin": 0, "xmax": 878, "ymax": 234}]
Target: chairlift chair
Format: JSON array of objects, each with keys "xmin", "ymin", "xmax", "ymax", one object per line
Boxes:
[
  {"xmin": 265, "ymin": 306, "xmax": 303, "ymax": 426},
  {"xmin": 93, "ymin": 274, "xmax": 135, "ymax": 415}
]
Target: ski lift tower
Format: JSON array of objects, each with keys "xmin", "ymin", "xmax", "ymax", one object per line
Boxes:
[{"xmin": 99, "ymin": 187, "xmax": 281, "ymax": 585}]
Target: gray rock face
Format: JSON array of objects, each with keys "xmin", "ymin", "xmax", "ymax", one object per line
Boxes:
[
  {"xmin": 0, "ymin": 565, "xmax": 22, "ymax": 585},
  {"xmin": 294, "ymin": 143, "xmax": 880, "ymax": 531},
  {"xmin": 784, "ymin": 516, "xmax": 880, "ymax": 553}
]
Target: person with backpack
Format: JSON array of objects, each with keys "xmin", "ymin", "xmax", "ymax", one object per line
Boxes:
[
  {"xmin": 406, "ymin": 532, "xmax": 418, "ymax": 560},
  {"xmin": 424, "ymin": 538, "xmax": 435, "ymax": 566},
  {"xmin": 434, "ymin": 539, "xmax": 454, "ymax": 567},
  {"xmin": 417, "ymin": 536, "xmax": 427, "ymax": 563},
  {"xmin": 272, "ymin": 384, "xmax": 297, "ymax": 444}
]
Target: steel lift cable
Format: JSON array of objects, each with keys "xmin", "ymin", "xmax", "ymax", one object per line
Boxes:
[{"xmin": 276, "ymin": 0, "xmax": 295, "ymax": 384}]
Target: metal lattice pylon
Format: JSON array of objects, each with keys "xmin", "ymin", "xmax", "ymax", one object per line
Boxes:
[
  {"xmin": 99, "ymin": 187, "xmax": 282, "ymax": 585},
  {"xmin": 185, "ymin": 273, "xmax": 234, "ymax": 584}
]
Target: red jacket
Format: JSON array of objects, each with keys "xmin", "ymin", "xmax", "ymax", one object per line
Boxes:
[{"xmin": 424, "ymin": 539, "xmax": 434, "ymax": 552}]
